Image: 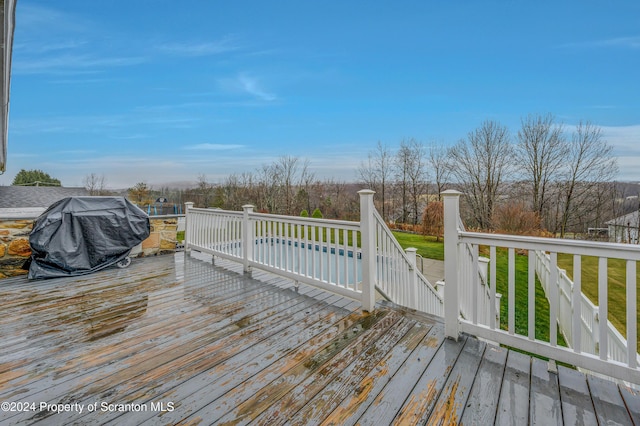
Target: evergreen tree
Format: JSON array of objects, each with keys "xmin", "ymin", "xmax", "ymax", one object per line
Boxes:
[{"xmin": 12, "ymin": 169, "xmax": 61, "ymax": 186}]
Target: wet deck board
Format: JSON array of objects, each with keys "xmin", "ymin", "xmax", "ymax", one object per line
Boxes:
[
  {"xmin": 529, "ymin": 358, "xmax": 562, "ymax": 425},
  {"xmin": 557, "ymin": 366, "xmax": 598, "ymax": 425},
  {"xmin": 495, "ymin": 349, "xmax": 531, "ymax": 425},
  {"xmin": 588, "ymin": 375, "xmax": 633, "ymax": 425},
  {"xmin": 0, "ymin": 252, "xmax": 637, "ymax": 425},
  {"xmin": 620, "ymin": 385, "xmax": 640, "ymax": 424},
  {"xmin": 459, "ymin": 344, "xmax": 508, "ymax": 425}
]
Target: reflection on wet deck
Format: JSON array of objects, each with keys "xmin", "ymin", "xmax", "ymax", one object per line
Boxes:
[{"xmin": 0, "ymin": 252, "xmax": 638, "ymax": 425}]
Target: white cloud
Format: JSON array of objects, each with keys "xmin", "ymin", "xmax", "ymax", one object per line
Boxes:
[
  {"xmin": 218, "ymin": 74, "xmax": 277, "ymax": 102},
  {"xmin": 238, "ymin": 75, "xmax": 277, "ymax": 101},
  {"xmin": 157, "ymin": 37, "xmax": 241, "ymax": 57}
]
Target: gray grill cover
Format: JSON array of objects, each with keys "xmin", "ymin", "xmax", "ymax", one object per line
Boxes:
[{"xmin": 28, "ymin": 196, "xmax": 150, "ymax": 279}]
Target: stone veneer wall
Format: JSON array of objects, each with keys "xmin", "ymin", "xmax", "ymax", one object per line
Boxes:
[
  {"xmin": 0, "ymin": 216, "xmax": 179, "ymax": 279},
  {"xmin": 0, "ymin": 219, "xmax": 33, "ymax": 278}
]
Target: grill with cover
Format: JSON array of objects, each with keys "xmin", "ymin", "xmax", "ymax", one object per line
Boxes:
[{"xmin": 27, "ymin": 196, "xmax": 150, "ymax": 279}]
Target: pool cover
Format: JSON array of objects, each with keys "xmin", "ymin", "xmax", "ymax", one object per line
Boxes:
[{"xmin": 27, "ymin": 196, "xmax": 150, "ymax": 279}]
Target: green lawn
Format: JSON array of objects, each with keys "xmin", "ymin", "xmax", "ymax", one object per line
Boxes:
[
  {"xmin": 557, "ymin": 254, "xmax": 640, "ymax": 353},
  {"xmin": 391, "ymin": 232, "xmax": 444, "ymax": 261}
]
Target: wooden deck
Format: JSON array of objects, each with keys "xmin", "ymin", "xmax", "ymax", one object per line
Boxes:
[{"xmin": 0, "ymin": 252, "xmax": 639, "ymax": 425}]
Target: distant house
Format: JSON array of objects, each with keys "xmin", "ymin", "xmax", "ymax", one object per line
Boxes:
[
  {"xmin": 0, "ymin": 186, "xmax": 90, "ymax": 218},
  {"xmin": 606, "ymin": 211, "xmax": 640, "ymax": 244}
]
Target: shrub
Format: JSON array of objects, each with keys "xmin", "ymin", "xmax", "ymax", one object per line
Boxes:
[
  {"xmin": 492, "ymin": 203, "xmax": 543, "ymax": 235},
  {"xmin": 300, "ymin": 209, "xmax": 309, "ymax": 217},
  {"xmin": 312, "ymin": 208, "xmax": 323, "ymax": 219},
  {"xmin": 422, "ymin": 201, "xmax": 444, "ymax": 241}
]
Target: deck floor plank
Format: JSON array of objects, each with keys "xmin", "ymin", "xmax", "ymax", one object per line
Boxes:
[
  {"xmin": 557, "ymin": 366, "xmax": 598, "ymax": 426},
  {"xmin": 459, "ymin": 344, "xmax": 508, "ymax": 425},
  {"xmin": 1, "ymin": 272, "xmax": 327, "ymax": 401},
  {"xmin": 529, "ymin": 358, "xmax": 563, "ymax": 425},
  {"xmin": 111, "ymin": 306, "xmax": 362, "ymax": 426},
  {"xmin": 495, "ymin": 349, "xmax": 531, "ymax": 425},
  {"xmin": 420, "ymin": 336, "xmax": 486, "ymax": 425},
  {"xmin": 63, "ymin": 297, "xmax": 358, "ymax": 426},
  {"xmin": 18, "ymin": 289, "xmax": 343, "ymax": 424},
  {"xmin": 0, "ymin": 275, "xmax": 315, "ymax": 391},
  {"xmin": 211, "ymin": 309, "xmax": 404, "ymax": 425},
  {"xmin": 619, "ymin": 385, "xmax": 640, "ymax": 424},
  {"xmin": 285, "ymin": 318, "xmax": 425, "ymax": 426},
  {"xmin": 316, "ymin": 323, "xmax": 438, "ymax": 426},
  {"xmin": 0, "ymin": 252, "xmax": 636, "ymax": 426},
  {"xmin": 355, "ymin": 334, "xmax": 467, "ymax": 425},
  {"xmin": 248, "ymin": 315, "xmax": 414, "ymax": 426},
  {"xmin": 587, "ymin": 374, "xmax": 633, "ymax": 426},
  {"xmin": 128, "ymin": 308, "xmax": 366, "ymax": 425},
  {"xmin": 186, "ymin": 308, "xmax": 399, "ymax": 425},
  {"xmin": 5, "ymin": 262, "xmax": 338, "ymax": 422}
]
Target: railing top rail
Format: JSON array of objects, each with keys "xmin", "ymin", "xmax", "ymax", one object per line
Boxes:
[
  {"xmin": 187, "ymin": 206, "xmax": 360, "ymax": 230},
  {"xmin": 248, "ymin": 211, "xmax": 360, "ymax": 230},
  {"xmin": 188, "ymin": 207, "xmax": 243, "ymax": 217},
  {"xmin": 460, "ymin": 230, "xmax": 640, "ymax": 260}
]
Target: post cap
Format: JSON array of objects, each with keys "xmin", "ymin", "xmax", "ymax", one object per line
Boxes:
[
  {"xmin": 441, "ymin": 189, "xmax": 463, "ymax": 197},
  {"xmin": 357, "ymin": 189, "xmax": 376, "ymax": 195}
]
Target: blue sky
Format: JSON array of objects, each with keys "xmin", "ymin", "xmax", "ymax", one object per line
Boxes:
[{"xmin": 1, "ymin": 0, "xmax": 639, "ymax": 188}]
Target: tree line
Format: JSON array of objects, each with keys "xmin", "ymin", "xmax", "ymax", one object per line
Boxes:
[
  {"xmin": 358, "ymin": 114, "xmax": 621, "ymax": 237},
  {"xmin": 170, "ymin": 114, "xmax": 623, "ymax": 237},
  {"xmin": 12, "ymin": 113, "xmax": 630, "ymax": 238}
]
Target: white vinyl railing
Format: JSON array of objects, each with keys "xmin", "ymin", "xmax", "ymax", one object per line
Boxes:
[
  {"xmin": 185, "ymin": 190, "xmax": 444, "ymax": 315},
  {"xmin": 373, "ymin": 210, "xmax": 443, "ymax": 316},
  {"xmin": 534, "ymin": 250, "xmax": 640, "ymax": 369},
  {"xmin": 442, "ymin": 190, "xmax": 640, "ymax": 385},
  {"xmin": 457, "ymin": 219, "xmax": 501, "ymax": 328}
]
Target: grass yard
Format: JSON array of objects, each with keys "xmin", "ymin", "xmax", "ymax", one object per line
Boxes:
[
  {"xmin": 391, "ymin": 232, "xmax": 444, "ymax": 260},
  {"xmin": 557, "ymin": 254, "xmax": 640, "ymax": 353}
]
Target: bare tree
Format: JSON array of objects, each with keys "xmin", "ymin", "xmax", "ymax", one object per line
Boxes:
[
  {"xmin": 83, "ymin": 173, "xmax": 108, "ymax": 195},
  {"xmin": 128, "ymin": 182, "xmax": 152, "ymax": 206},
  {"xmin": 448, "ymin": 120, "xmax": 513, "ymax": 229},
  {"xmin": 428, "ymin": 142, "xmax": 452, "ymax": 201},
  {"xmin": 405, "ymin": 139, "xmax": 428, "ymax": 225},
  {"xmin": 255, "ymin": 163, "xmax": 281, "ymax": 213},
  {"xmin": 275, "ymin": 156, "xmax": 298, "ymax": 215},
  {"xmin": 357, "ymin": 142, "xmax": 393, "ymax": 221},
  {"xmin": 516, "ymin": 114, "xmax": 567, "ymax": 224},
  {"xmin": 557, "ymin": 121, "xmax": 618, "ymax": 237},
  {"xmin": 196, "ymin": 173, "xmax": 214, "ymax": 208},
  {"xmin": 395, "ymin": 141, "xmax": 411, "ymax": 223}
]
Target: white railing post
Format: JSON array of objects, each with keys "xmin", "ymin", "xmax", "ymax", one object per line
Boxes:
[
  {"xmin": 184, "ymin": 202, "xmax": 194, "ymax": 253},
  {"xmin": 242, "ymin": 204, "xmax": 254, "ymax": 274},
  {"xmin": 405, "ymin": 247, "xmax": 419, "ymax": 310},
  {"xmin": 442, "ymin": 190, "xmax": 462, "ymax": 340},
  {"xmin": 359, "ymin": 189, "xmax": 376, "ymax": 312}
]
